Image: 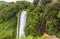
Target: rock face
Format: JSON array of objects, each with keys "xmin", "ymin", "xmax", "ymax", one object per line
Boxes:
[
  {"xmin": 45, "ymin": 34, "xmax": 59, "ymax": 39},
  {"xmin": 37, "ymin": 0, "xmax": 41, "ymax": 6},
  {"xmin": 52, "ymin": 0, "xmax": 58, "ymax": 2},
  {"xmin": 37, "ymin": 0, "xmax": 58, "ymax": 6}
]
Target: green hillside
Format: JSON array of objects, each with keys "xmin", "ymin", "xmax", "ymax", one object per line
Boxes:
[
  {"xmin": 0, "ymin": 1, "xmax": 60, "ymax": 39},
  {"xmin": 0, "ymin": 1, "xmax": 6, "ymax": 5}
]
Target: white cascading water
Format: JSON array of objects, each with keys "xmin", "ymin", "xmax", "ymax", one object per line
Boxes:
[
  {"xmin": 19, "ymin": 11, "xmax": 27, "ymax": 36},
  {"xmin": 17, "ymin": 11, "xmax": 27, "ymax": 38}
]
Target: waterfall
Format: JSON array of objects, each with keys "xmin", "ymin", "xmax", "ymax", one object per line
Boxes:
[{"xmin": 17, "ymin": 11, "xmax": 27, "ymax": 38}]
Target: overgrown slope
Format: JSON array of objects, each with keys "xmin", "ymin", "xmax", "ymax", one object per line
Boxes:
[{"xmin": 0, "ymin": 1, "xmax": 60, "ymax": 39}]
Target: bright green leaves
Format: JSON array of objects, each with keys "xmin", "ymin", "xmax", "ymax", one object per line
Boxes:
[
  {"xmin": 57, "ymin": 11, "xmax": 60, "ymax": 18},
  {"xmin": 25, "ymin": 7, "xmax": 44, "ymax": 36},
  {"xmin": 0, "ymin": 17, "xmax": 17, "ymax": 39}
]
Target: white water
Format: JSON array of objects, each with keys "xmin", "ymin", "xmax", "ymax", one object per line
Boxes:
[
  {"xmin": 17, "ymin": 11, "xmax": 27, "ymax": 38},
  {"xmin": 19, "ymin": 11, "xmax": 27, "ymax": 36}
]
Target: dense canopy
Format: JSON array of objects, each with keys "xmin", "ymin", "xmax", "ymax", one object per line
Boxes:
[{"xmin": 0, "ymin": 1, "xmax": 60, "ymax": 39}]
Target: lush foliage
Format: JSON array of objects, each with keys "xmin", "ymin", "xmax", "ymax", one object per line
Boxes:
[
  {"xmin": 0, "ymin": 1, "xmax": 33, "ymax": 39},
  {"xmin": 19, "ymin": 35, "xmax": 46, "ymax": 39},
  {"xmin": 25, "ymin": 6, "xmax": 44, "ymax": 36},
  {"xmin": 25, "ymin": 2, "xmax": 60, "ymax": 38},
  {"xmin": 0, "ymin": 1, "xmax": 60, "ymax": 39},
  {"xmin": 45, "ymin": 2, "xmax": 60, "ymax": 38}
]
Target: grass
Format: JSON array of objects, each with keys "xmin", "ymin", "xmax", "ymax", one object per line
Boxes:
[{"xmin": 18, "ymin": 33, "xmax": 46, "ymax": 39}]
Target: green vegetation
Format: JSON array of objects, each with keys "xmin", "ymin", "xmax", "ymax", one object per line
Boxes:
[
  {"xmin": 25, "ymin": 2, "xmax": 60, "ymax": 38},
  {"xmin": 19, "ymin": 35, "xmax": 46, "ymax": 39},
  {"xmin": 0, "ymin": 0, "xmax": 60, "ymax": 39},
  {"xmin": 0, "ymin": 1, "xmax": 32, "ymax": 39}
]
